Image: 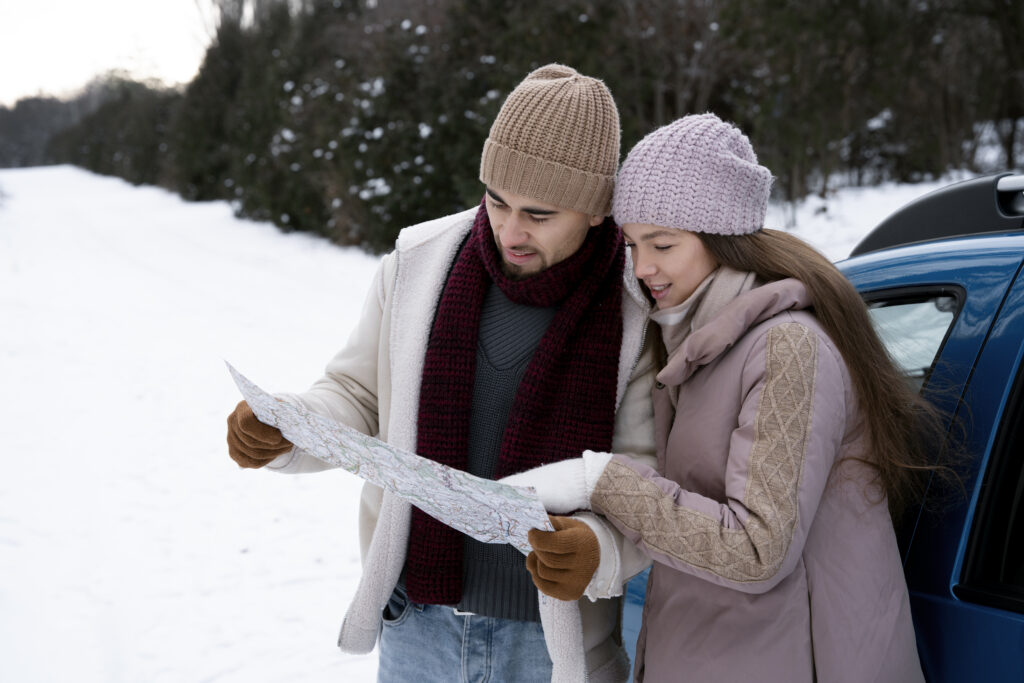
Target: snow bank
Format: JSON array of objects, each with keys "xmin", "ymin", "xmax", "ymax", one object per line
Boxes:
[{"xmin": 0, "ymin": 166, "xmax": 379, "ymax": 682}]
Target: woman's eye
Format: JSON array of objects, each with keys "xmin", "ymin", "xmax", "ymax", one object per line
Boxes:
[{"xmin": 654, "ymin": 244, "xmax": 673, "ymax": 252}]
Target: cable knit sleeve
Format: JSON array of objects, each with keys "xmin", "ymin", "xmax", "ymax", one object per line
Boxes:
[{"xmin": 591, "ymin": 322, "xmax": 849, "ymax": 593}]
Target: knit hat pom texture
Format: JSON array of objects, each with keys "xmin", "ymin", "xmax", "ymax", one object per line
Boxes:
[
  {"xmin": 480, "ymin": 64, "xmax": 620, "ymax": 216},
  {"xmin": 613, "ymin": 113, "xmax": 773, "ymax": 235}
]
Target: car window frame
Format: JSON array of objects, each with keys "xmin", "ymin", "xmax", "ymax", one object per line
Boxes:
[{"xmin": 860, "ymin": 284, "xmax": 966, "ymax": 390}]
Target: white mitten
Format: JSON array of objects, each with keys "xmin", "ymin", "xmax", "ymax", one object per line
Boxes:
[{"xmin": 499, "ymin": 451, "xmax": 613, "ymax": 514}]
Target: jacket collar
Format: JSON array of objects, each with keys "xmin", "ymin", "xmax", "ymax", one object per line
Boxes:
[{"xmin": 656, "ymin": 277, "xmax": 812, "ymax": 386}]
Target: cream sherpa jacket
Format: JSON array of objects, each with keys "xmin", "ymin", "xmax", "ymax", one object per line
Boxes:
[{"xmin": 268, "ymin": 208, "xmax": 657, "ymax": 683}]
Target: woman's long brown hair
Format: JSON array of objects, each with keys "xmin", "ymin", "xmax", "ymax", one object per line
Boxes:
[{"xmin": 698, "ymin": 229, "xmax": 955, "ymax": 520}]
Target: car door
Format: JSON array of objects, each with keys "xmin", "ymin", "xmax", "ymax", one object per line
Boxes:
[
  {"xmin": 907, "ymin": 258, "xmax": 1024, "ymax": 682},
  {"xmin": 843, "ymin": 237, "xmax": 1024, "ymax": 682}
]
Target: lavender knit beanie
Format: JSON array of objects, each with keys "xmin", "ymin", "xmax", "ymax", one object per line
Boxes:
[{"xmin": 613, "ymin": 113, "xmax": 773, "ymax": 235}]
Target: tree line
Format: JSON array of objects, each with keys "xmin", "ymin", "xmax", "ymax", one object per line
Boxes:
[{"xmin": 1, "ymin": 0, "xmax": 1021, "ymax": 252}]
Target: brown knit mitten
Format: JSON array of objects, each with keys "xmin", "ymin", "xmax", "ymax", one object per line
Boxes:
[
  {"xmin": 526, "ymin": 515, "xmax": 600, "ymax": 601},
  {"xmin": 226, "ymin": 400, "xmax": 293, "ymax": 468}
]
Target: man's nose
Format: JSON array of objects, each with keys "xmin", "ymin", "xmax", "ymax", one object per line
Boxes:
[{"xmin": 500, "ymin": 213, "xmax": 529, "ymax": 247}]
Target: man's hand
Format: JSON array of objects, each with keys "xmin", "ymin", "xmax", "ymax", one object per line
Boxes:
[
  {"xmin": 526, "ymin": 515, "xmax": 600, "ymax": 601},
  {"xmin": 226, "ymin": 400, "xmax": 293, "ymax": 468}
]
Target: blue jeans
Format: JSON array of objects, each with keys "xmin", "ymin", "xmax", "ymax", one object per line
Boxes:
[{"xmin": 377, "ymin": 585, "xmax": 553, "ymax": 682}]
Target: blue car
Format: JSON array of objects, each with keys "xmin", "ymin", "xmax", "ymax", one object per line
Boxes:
[{"xmin": 621, "ymin": 173, "xmax": 1024, "ymax": 681}]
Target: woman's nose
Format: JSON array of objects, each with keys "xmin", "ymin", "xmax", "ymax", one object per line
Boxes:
[{"xmin": 634, "ymin": 255, "xmax": 655, "ymax": 278}]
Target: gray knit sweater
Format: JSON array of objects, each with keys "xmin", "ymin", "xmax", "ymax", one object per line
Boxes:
[{"xmin": 456, "ymin": 283, "xmax": 556, "ymax": 621}]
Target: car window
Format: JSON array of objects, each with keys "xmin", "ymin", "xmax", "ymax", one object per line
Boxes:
[{"xmin": 866, "ymin": 294, "xmax": 959, "ymax": 391}]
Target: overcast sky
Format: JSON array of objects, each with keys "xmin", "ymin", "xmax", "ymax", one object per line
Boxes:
[{"xmin": 0, "ymin": 0, "xmax": 217, "ymax": 107}]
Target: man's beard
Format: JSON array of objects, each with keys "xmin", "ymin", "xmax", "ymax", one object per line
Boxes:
[{"xmin": 501, "ymin": 260, "xmax": 528, "ymax": 280}]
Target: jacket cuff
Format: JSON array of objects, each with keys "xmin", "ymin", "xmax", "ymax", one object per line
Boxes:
[
  {"xmin": 581, "ymin": 450, "xmax": 614, "ymax": 503},
  {"xmin": 574, "ymin": 512, "xmax": 624, "ymax": 599},
  {"xmin": 262, "ymin": 393, "xmax": 335, "ymax": 474}
]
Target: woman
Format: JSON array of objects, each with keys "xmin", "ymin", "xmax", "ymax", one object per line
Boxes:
[{"xmin": 508, "ymin": 114, "xmax": 935, "ymax": 682}]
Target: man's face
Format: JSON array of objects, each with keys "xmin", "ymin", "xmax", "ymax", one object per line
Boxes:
[{"xmin": 484, "ymin": 187, "xmax": 603, "ymax": 279}]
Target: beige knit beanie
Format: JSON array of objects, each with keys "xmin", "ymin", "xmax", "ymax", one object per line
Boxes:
[{"xmin": 480, "ymin": 64, "xmax": 620, "ymax": 216}]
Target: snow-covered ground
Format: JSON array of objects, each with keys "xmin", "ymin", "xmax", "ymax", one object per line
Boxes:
[{"xmin": 0, "ymin": 165, "xmax": 980, "ymax": 682}]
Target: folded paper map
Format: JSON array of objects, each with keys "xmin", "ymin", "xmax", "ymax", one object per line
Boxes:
[{"xmin": 227, "ymin": 363, "xmax": 553, "ymax": 553}]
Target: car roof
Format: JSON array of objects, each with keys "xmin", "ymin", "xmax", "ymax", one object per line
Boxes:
[
  {"xmin": 849, "ymin": 173, "xmax": 1024, "ymax": 257},
  {"xmin": 843, "ymin": 231, "xmax": 1024, "ymax": 266}
]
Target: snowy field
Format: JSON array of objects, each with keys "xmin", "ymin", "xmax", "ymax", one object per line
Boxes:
[{"xmin": 0, "ymin": 164, "xmax": 979, "ymax": 682}]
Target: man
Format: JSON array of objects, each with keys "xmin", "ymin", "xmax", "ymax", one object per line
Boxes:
[{"xmin": 226, "ymin": 64, "xmax": 655, "ymax": 682}]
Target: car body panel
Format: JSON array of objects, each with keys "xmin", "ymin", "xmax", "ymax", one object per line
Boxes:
[{"xmin": 839, "ymin": 236, "xmax": 1024, "ymax": 682}]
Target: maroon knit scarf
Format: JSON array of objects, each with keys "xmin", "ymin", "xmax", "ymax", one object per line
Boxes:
[{"xmin": 404, "ymin": 201, "xmax": 625, "ymax": 605}]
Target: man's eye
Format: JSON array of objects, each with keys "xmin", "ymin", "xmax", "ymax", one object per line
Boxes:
[{"xmin": 529, "ymin": 214, "xmax": 549, "ymax": 224}]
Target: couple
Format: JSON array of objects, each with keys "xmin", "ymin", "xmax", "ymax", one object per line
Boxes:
[{"xmin": 226, "ymin": 64, "xmax": 928, "ymax": 682}]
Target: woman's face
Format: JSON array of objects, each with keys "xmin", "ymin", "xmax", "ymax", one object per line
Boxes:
[{"xmin": 622, "ymin": 223, "xmax": 719, "ymax": 309}]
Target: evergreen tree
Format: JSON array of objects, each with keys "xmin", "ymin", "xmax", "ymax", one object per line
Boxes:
[
  {"xmin": 13, "ymin": 0, "xmax": 1021, "ymax": 250},
  {"xmin": 47, "ymin": 78, "xmax": 179, "ymax": 186},
  {"xmin": 165, "ymin": 18, "xmax": 247, "ymax": 200}
]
